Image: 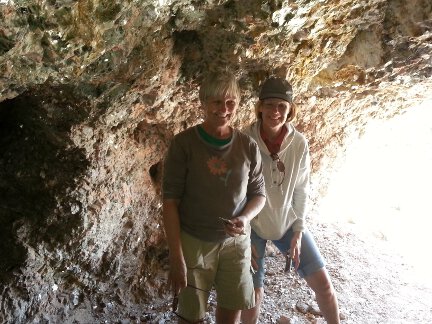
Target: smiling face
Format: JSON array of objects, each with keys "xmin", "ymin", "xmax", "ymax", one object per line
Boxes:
[
  {"xmin": 202, "ymin": 95, "xmax": 238, "ymax": 129},
  {"xmin": 198, "ymin": 72, "xmax": 240, "ymax": 136},
  {"xmin": 258, "ymin": 98, "xmax": 290, "ymax": 130}
]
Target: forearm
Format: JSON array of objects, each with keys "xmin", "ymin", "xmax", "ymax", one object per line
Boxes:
[
  {"xmin": 240, "ymin": 195, "xmax": 266, "ymax": 222},
  {"xmin": 162, "ymin": 199, "xmax": 183, "ymax": 260},
  {"xmin": 292, "ymin": 173, "xmax": 309, "ymax": 232},
  {"xmin": 292, "ymin": 190, "xmax": 308, "ymax": 231},
  {"xmin": 162, "ymin": 198, "xmax": 187, "ymax": 292}
]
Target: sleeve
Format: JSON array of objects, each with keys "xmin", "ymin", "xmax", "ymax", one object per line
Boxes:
[
  {"xmin": 292, "ymin": 141, "xmax": 311, "ymax": 232},
  {"xmin": 247, "ymin": 139, "xmax": 266, "ymax": 199},
  {"xmin": 162, "ymin": 136, "xmax": 188, "ymax": 200}
]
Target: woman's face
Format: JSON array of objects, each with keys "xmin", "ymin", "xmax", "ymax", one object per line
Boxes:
[
  {"xmin": 202, "ymin": 95, "xmax": 238, "ymax": 128},
  {"xmin": 259, "ymin": 98, "xmax": 290, "ymax": 129}
]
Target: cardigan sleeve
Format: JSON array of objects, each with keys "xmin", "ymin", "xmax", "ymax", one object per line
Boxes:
[{"xmin": 291, "ymin": 142, "xmax": 311, "ymax": 232}]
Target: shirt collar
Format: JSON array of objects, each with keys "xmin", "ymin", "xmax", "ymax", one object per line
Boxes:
[{"xmin": 260, "ymin": 124, "xmax": 287, "ymax": 154}]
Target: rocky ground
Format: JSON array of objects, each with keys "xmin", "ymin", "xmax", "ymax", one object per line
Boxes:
[{"xmin": 146, "ymin": 215, "xmax": 432, "ymax": 324}]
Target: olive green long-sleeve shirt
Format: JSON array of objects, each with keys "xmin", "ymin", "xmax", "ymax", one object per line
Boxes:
[{"xmin": 163, "ymin": 126, "xmax": 266, "ymax": 242}]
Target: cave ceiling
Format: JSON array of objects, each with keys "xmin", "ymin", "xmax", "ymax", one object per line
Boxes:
[{"xmin": 0, "ymin": 0, "xmax": 431, "ymax": 323}]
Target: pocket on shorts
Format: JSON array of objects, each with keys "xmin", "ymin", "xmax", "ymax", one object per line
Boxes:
[
  {"xmin": 181, "ymin": 231, "xmax": 205, "ymax": 269},
  {"xmin": 234, "ymin": 234, "xmax": 251, "ymax": 263}
]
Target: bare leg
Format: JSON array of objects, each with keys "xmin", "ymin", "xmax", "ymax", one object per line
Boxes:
[
  {"xmin": 216, "ymin": 305, "xmax": 242, "ymax": 324},
  {"xmin": 304, "ymin": 268, "xmax": 340, "ymax": 324},
  {"xmin": 240, "ymin": 287, "xmax": 263, "ymax": 324},
  {"xmin": 175, "ymin": 313, "xmax": 205, "ymax": 324}
]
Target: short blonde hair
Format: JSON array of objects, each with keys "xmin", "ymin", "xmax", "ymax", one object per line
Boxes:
[
  {"xmin": 254, "ymin": 100, "xmax": 297, "ymax": 122},
  {"xmin": 199, "ymin": 71, "xmax": 240, "ymax": 104}
]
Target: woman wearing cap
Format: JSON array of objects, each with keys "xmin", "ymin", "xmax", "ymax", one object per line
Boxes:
[
  {"xmin": 162, "ymin": 71, "xmax": 266, "ymax": 323},
  {"xmin": 241, "ymin": 77, "xmax": 340, "ymax": 324}
]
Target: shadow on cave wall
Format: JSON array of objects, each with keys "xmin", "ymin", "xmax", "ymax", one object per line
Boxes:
[{"xmin": 0, "ymin": 85, "xmax": 90, "ymax": 283}]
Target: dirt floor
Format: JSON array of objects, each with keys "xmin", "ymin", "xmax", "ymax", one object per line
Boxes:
[{"xmin": 148, "ymin": 214, "xmax": 432, "ymax": 324}]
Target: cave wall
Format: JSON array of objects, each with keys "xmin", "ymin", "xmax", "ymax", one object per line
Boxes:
[{"xmin": 0, "ymin": 0, "xmax": 431, "ymax": 322}]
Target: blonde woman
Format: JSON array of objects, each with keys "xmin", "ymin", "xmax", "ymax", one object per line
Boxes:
[{"xmin": 162, "ymin": 71, "xmax": 266, "ymax": 323}]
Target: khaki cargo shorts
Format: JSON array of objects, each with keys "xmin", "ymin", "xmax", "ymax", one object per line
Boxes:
[{"xmin": 177, "ymin": 230, "xmax": 255, "ymax": 321}]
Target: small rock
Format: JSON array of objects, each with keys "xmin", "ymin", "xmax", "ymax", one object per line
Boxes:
[
  {"xmin": 339, "ymin": 311, "xmax": 347, "ymax": 320},
  {"xmin": 308, "ymin": 302, "xmax": 322, "ymax": 316},
  {"xmin": 266, "ymin": 243, "xmax": 277, "ymax": 257},
  {"xmin": 277, "ymin": 315, "xmax": 291, "ymax": 324},
  {"xmin": 295, "ymin": 301, "xmax": 309, "ymax": 314}
]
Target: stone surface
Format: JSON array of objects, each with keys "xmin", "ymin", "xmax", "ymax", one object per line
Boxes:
[{"xmin": 0, "ymin": 0, "xmax": 431, "ymax": 322}]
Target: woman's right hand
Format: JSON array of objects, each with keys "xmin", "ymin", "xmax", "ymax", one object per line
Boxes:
[
  {"xmin": 290, "ymin": 231, "xmax": 302, "ymax": 270},
  {"xmin": 168, "ymin": 255, "xmax": 187, "ymax": 295}
]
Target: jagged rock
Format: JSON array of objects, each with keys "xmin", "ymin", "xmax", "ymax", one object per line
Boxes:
[
  {"xmin": 308, "ymin": 302, "xmax": 323, "ymax": 316},
  {"xmin": 0, "ymin": 0, "xmax": 432, "ymax": 323}
]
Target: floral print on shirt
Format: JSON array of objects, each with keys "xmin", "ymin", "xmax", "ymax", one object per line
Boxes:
[{"xmin": 207, "ymin": 156, "xmax": 231, "ymax": 185}]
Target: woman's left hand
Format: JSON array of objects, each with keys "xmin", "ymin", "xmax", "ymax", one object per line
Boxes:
[
  {"xmin": 290, "ymin": 231, "xmax": 302, "ymax": 270},
  {"xmin": 223, "ymin": 215, "xmax": 247, "ymax": 237}
]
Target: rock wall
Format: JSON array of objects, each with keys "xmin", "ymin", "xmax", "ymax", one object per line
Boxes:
[{"xmin": 0, "ymin": 0, "xmax": 431, "ymax": 322}]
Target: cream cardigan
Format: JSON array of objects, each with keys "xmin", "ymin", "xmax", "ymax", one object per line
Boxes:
[{"xmin": 244, "ymin": 121, "xmax": 311, "ymax": 240}]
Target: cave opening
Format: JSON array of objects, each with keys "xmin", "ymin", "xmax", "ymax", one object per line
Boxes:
[{"xmin": 320, "ymin": 98, "xmax": 432, "ymax": 286}]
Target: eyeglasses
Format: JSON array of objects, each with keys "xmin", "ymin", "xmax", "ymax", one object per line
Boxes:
[
  {"xmin": 285, "ymin": 253, "xmax": 293, "ymax": 272},
  {"xmin": 270, "ymin": 153, "xmax": 285, "ymax": 186},
  {"xmin": 172, "ymin": 293, "xmax": 178, "ymax": 312}
]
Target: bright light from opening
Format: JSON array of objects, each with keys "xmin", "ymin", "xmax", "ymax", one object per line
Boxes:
[{"xmin": 320, "ymin": 99, "xmax": 432, "ymax": 284}]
